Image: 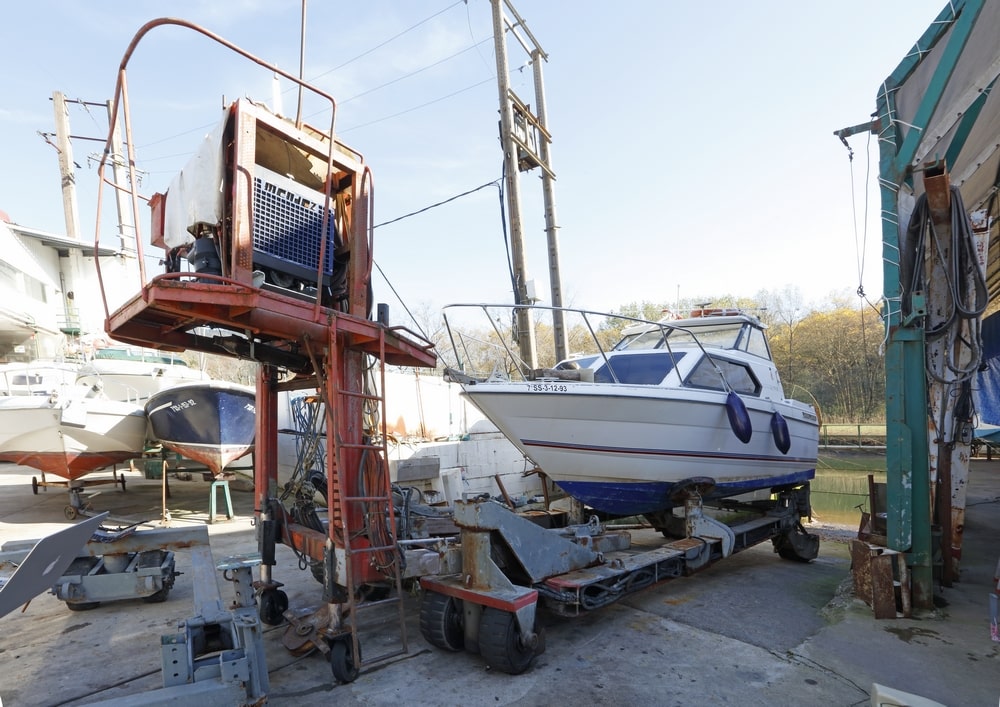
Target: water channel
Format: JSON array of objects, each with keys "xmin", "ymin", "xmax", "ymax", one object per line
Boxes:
[{"xmin": 809, "ymin": 450, "xmax": 885, "ymax": 527}]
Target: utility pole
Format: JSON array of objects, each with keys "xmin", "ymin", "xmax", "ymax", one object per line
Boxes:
[
  {"xmin": 491, "ymin": 0, "xmax": 569, "ymax": 367},
  {"xmin": 52, "ymin": 91, "xmax": 81, "ymax": 240},
  {"xmin": 491, "ymin": 0, "xmax": 537, "ymax": 370},
  {"xmin": 531, "ymin": 47, "xmax": 568, "ymax": 362}
]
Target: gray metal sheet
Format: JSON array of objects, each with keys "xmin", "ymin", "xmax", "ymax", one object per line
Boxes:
[{"xmin": 0, "ymin": 512, "xmax": 108, "ymax": 618}]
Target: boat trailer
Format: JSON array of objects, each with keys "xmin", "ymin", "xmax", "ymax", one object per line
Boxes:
[{"xmin": 419, "ymin": 483, "xmax": 818, "ymax": 674}]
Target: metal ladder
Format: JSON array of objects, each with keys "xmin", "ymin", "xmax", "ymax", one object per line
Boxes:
[{"xmin": 324, "ymin": 324, "xmax": 408, "ymax": 675}]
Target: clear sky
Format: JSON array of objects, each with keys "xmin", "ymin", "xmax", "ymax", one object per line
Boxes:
[{"xmin": 0, "ymin": 1, "xmax": 948, "ymax": 326}]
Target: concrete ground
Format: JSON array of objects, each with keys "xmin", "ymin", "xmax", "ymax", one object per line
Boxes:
[{"xmin": 0, "ymin": 460, "xmax": 998, "ymax": 707}]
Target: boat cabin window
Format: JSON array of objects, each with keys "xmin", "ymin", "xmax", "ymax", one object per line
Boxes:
[
  {"xmin": 684, "ymin": 356, "xmax": 760, "ymax": 396},
  {"xmin": 594, "ymin": 351, "xmax": 686, "ymax": 385},
  {"xmin": 744, "ymin": 326, "xmax": 771, "ymax": 359},
  {"xmin": 555, "ymin": 355, "xmax": 600, "ymax": 370}
]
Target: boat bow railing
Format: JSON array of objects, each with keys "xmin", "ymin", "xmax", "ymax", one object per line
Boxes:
[{"xmin": 441, "ymin": 303, "xmax": 740, "ymax": 392}]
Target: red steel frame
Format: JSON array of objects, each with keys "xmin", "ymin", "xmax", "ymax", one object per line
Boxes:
[{"xmin": 92, "ymin": 19, "xmax": 437, "ymax": 608}]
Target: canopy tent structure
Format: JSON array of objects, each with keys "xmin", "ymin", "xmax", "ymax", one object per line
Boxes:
[{"xmin": 839, "ymin": 0, "xmax": 1000, "ymax": 609}]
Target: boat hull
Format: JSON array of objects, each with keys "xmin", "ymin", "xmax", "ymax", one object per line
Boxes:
[
  {"xmin": 0, "ymin": 397, "xmax": 147, "ymax": 481},
  {"xmin": 145, "ymin": 381, "xmax": 256, "ymax": 476},
  {"xmin": 462, "ymin": 383, "xmax": 818, "ymax": 515}
]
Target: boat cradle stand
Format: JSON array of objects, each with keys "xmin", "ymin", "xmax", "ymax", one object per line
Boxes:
[
  {"xmin": 208, "ymin": 478, "xmax": 234, "ymax": 524},
  {"xmin": 96, "ymin": 539, "xmax": 269, "ymax": 705},
  {"xmin": 419, "ymin": 485, "xmax": 819, "ymax": 674}
]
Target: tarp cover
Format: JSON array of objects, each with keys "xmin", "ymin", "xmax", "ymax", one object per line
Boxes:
[
  {"xmin": 976, "ymin": 310, "xmax": 1000, "ymax": 425},
  {"xmin": 163, "ymin": 113, "xmax": 226, "ymax": 249}
]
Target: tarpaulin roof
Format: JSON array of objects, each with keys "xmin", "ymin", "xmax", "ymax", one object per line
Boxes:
[{"xmin": 876, "ymin": 0, "xmax": 1000, "ymax": 297}]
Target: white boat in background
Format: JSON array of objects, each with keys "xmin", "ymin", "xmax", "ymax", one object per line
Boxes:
[
  {"xmin": 442, "ymin": 304, "xmax": 820, "ymax": 526},
  {"xmin": 0, "ymin": 361, "xmax": 80, "ymax": 396},
  {"xmin": 75, "ymin": 346, "xmax": 210, "ymax": 402},
  {"xmin": 0, "ymin": 362, "xmax": 146, "ymax": 483}
]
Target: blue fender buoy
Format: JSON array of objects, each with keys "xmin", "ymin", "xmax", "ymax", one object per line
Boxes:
[
  {"xmin": 726, "ymin": 391, "xmax": 752, "ymax": 444},
  {"xmin": 771, "ymin": 410, "xmax": 791, "ymax": 454}
]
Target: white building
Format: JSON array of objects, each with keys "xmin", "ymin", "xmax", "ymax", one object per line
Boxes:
[{"xmin": 0, "ymin": 212, "xmax": 136, "ymax": 361}]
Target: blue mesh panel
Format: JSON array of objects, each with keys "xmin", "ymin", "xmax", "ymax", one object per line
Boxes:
[{"xmin": 252, "ymin": 167, "xmax": 336, "ymax": 278}]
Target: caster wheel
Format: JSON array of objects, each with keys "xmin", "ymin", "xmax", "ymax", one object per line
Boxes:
[
  {"xmin": 64, "ymin": 505, "xmax": 79, "ymax": 520},
  {"xmin": 31, "ymin": 477, "xmax": 39, "ymax": 495},
  {"xmin": 258, "ymin": 588, "xmax": 289, "ymax": 626},
  {"xmin": 330, "ymin": 637, "xmax": 361, "ymax": 683}
]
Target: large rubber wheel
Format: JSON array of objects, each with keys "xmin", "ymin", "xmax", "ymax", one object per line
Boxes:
[
  {"xmin": 66, "ymin": 601, "xmax": 100, "ymax": 611},
  {"xmin": 773, "ymin": 524, "xmax": 820, "ymax": 563},
  {"xmin": 419, "ymin": 591, "xmax": 464, "ymax": 651},
  {"xmin": 479, "ymin": 608, "xmax": 537, "ymax": 675},
  {"xmin": 258, "ymin": 588, "xmax": 289, "ymax": 625},
  {"xmin": 142, "ymin": 586, "xmax": 170, "ymax": 604},
  {"xmin": 330, "ymin": 637, "xmax": 361, "ymax": 683}
]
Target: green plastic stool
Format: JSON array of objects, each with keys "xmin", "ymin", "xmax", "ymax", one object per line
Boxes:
[{"xmin": 209, "ymin": 478, "xmax": 234, "ymax": 523}]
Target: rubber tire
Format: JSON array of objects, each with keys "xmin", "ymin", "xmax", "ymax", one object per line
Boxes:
[
  {"xmin": 478, "ymin": 608, "xmax": 536, "ymax": 675},
  {"xmin": 419, "ymin": 591, "xmax": 464, "ymax": 651},
  {"xmin": 66, "ymin": 601, "xmax": 100, "ymax": 611},
  {"xmin": 773, "ymin": 525, "xmax": 820, "ymax": 563},
  {"xmin": 64, "ymin": 505, "xmax": 78, "ymax": 520},
  {"xmin": 31, "ymin": 477, "xmax": 38, "ymax": 495},
  {"xmin": 258, "ymin": 588, "xmax": 289, "ymax": 626},
  {"xmin": 142, "ymin": 587, "xmax": 170, "ymax": 604},
  {"xmin": 330, "ymin": 638, "xmax": 361, "ymax": 683}
]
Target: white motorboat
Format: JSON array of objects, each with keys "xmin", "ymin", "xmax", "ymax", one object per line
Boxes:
[
  {"xmin": 0, "ymin": 382, "xmax": 147, "ymax": 482},
  {"xmin": 0, "ymin": 360, "xmax": 80, "ymax": 396},
  {"xmin": 75, "ymin": 346, "xmax": 210, "ymax": 402},
  {"xmin": 442, "ymin": 305, "xmax": 819, "ymax": 522}
]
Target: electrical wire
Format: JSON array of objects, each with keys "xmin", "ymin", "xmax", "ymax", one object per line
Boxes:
[
  {"xmin": 308, "ymin": 1, "xmax": 465, "ymax": 83},
  {"xmin": 337, "ymin": 38, "xmax": 493, "ymax": 107},
  {"xmin": 338, "ymin": 77, "xmax": 495, "ymax": 133},
  {"xmin": 138, "ymin": 1, "xmax": 477, "ymax": 152},
  {"xmin": 373, "ymin": 178, "xmax": 499, "ymax": 229}
]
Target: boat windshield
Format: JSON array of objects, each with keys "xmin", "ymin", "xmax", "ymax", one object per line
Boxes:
[
  {"xmin": 594, "ymin": 351, "xmax": 686, "ymax": 385},
  {"xmin": 615, "ymin": 320, "xmax": 771, "ymax": 360}
]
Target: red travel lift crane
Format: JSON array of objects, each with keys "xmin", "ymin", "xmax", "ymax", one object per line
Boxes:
[{"xmin": 94, "ymin": 19, "xmax": 436, "ymax": 684}]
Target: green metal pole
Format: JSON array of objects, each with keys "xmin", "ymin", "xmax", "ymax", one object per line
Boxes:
[{"xmin": 875, "ymin": 0, "xmax": 983, "ymax": 610}]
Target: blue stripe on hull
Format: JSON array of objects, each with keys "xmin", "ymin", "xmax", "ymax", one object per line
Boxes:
[
  {"xmin": 523, "ymin": 438, "xmax": 815, "ymax": 466},
  {"xmin": 556, "ymin": 468, "xmax": 816, "ymax": 516}
]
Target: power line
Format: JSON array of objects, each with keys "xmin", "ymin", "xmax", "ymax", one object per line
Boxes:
[
  {"xmin": 136, "ymin": 3, "xmax": 487, "ymax": 160},
  {"xmin": 337, "ymin": 38, "xmax": 493, "ymax": 107},
  {"xmin": 307, "ymin": 1, "xmax": 465, "ymax": 83},
  {"xmin": 339, "ymin": 77, "xmax": 494, "ymax": 133},
  {"xmin": 373, "ymin": 179, "xmax": 500, "ymax": 229}
]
